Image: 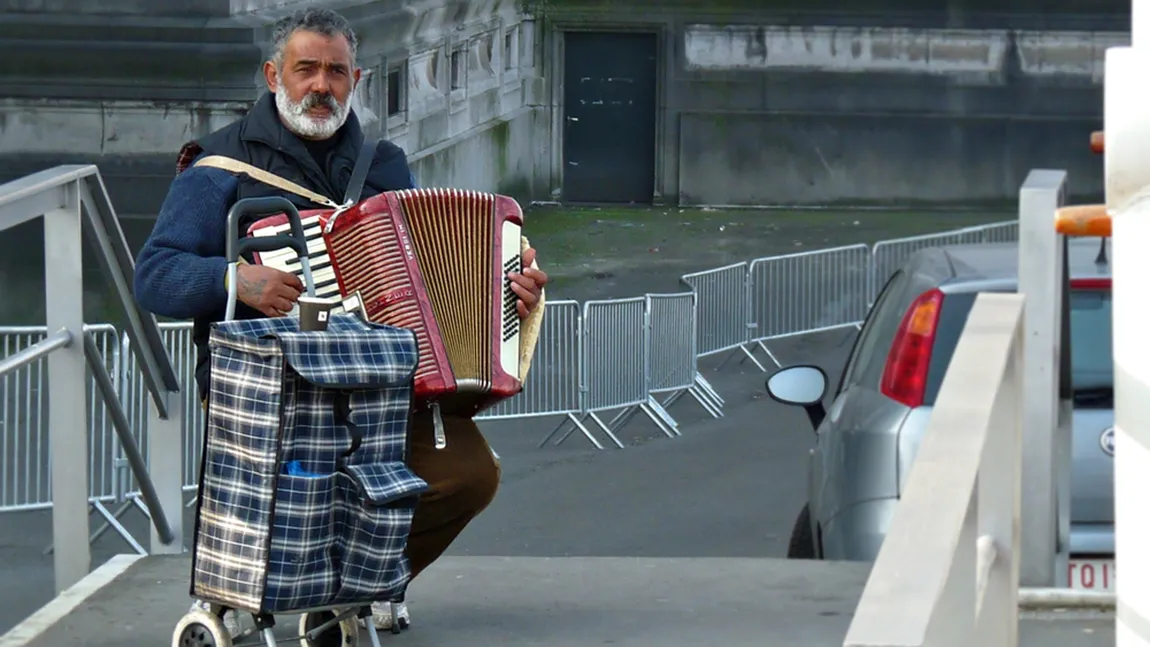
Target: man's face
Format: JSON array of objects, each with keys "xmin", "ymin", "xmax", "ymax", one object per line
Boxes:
[{"xmin": 264, "ymin": 29, "xmax": 361, "ymax": 140}]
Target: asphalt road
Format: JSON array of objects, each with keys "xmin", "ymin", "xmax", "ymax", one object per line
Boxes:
[{"xmin": 0, "ymin": 328, "xmax": 855, "ymax": 635}]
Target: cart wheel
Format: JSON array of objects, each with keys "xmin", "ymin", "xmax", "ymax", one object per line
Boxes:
[
  {"xmin": 299, "ymin": 610, "xmax": 359, "ymax": 647},
  {"xmin": 172, "ymin": 609, "xmax": 233, "ymax": 647}
]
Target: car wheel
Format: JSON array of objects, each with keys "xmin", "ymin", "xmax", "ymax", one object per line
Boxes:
[{"xmin": 786, "ymin": 504, "xmax": 817, "ymax": 559}]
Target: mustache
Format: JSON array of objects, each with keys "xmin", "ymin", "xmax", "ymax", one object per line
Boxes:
[{"xmin": 300, "ymin": 92, "xmax": 339, "ymax": 111}]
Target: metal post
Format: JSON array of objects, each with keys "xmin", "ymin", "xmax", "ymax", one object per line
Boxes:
[
  {"xmin": 148, "ymin": 389, "xmax": 185, "ymax": 554},
  {"xmin": 1105, "ymin": 30, "xmax": 1150, "ymax": 647},
  {"xmin": 1016, "ymin": 169, "xmax": 1066, "ymax": 587},
  {"xmin": 43, "ymin": 181, "xmax": 91, "ymax": 593}
]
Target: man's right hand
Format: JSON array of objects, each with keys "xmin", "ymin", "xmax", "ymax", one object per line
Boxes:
[{"xmin": 235, "ymin": 263, "xmax": 304, "ymax": 318}]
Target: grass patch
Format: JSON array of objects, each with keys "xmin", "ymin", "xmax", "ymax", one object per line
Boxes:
[{"xmin": 522, "ymin": 204, "xmax": 1013, "ymax": 281}]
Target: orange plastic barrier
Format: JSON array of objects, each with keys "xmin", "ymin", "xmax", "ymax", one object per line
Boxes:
[
  {"xmin": 1055, "ymin": 204, "xmax": 1110, "ymax": 237},
  {"xmin": 1091, "ymin": 131, "xmax": 1104, "ymax": 154}
]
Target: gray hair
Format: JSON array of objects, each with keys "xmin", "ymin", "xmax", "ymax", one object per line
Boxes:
[{"xmin": 269, "ymin": 7, "xmax": 359, "ymax": 70}]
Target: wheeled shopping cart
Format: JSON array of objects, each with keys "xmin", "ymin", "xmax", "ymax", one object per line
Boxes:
[{"xmin": 171, "ymin": 197, "xmax": 429, "ymax": 647}]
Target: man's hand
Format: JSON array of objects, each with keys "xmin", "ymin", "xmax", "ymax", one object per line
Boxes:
[
  {"xmin": 508, "ymin": 247, "xmax": 548, "ymax": 319},
  {"xmin": 236, "ymin": 263, "xmax": 303, "ymax": 318}
]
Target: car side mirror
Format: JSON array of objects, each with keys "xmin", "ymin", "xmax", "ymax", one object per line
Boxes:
[
  {"xmin": 765, "ymin": 365, "xmax": 830, "ymax": 432},
  {"xmin": 766, "ymin": 365, "xmax": 828, "ymax": 406}
]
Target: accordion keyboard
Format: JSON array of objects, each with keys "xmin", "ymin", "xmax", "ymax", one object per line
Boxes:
[{"xmin": 249, "ymin": 213, "xmax": 343, "ymax": 302}]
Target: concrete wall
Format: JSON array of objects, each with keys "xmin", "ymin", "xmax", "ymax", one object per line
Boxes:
[
  {"xmin": 672, "ymin": 25, "xmax": 1121, "ymax": 207},
  {"xmin": 0, "ymin": 0, "xmax": 545, "ymax": 325},
  {"xmin": 534, "ymin": 1, "xmax": 1127, "ymax": 207}
]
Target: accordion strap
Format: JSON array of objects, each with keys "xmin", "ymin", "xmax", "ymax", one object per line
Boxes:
[
  {"xmin": 193, "ymin": 155, "xmax": 344, "ymax": 210},
  {"xmin": 344, "ymin": 139, "xmax": 377, "ymax": 205}
]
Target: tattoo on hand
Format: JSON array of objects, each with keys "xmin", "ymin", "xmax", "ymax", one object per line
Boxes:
[{"xmin": 239, "ymin": 274, "xmax": 266, "ymax": 299}]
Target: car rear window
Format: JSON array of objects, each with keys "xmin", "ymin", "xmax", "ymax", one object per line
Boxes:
[{"xmin": 921, "ymin": 288, "xmax": 1114, "ymax": 406}]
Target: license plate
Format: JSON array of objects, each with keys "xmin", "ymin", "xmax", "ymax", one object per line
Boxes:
[{"xmin": 1067, "ymin": 558, "xmax": 1116, "ymax": 592}]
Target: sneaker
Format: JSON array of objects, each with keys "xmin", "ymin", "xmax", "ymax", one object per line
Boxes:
[
  {"xmin": 361, "ymin": 601, "xmax": 410, "ymax": 631},
  {"xmin": 190, "ymin": 599, "xmax": 246, "ymax": 637}
]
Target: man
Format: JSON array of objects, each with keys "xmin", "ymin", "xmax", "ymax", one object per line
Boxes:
[{"xmin": 133, "ymin": 6, "xmax": 547, "ymax": 635}]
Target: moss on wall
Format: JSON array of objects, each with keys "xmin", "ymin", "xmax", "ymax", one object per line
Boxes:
[{"xmin": 491, "ymin": 118, "xmax": 511, "ymax": 179}]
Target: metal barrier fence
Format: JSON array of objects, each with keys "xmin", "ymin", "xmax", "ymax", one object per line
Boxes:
[
  {"xmin": 0, "ymin": 324, "xmax": 121, "ymax": 514},
  {"xmin": 119, "ymin": 323, "xmax": 203, "ymax": 497},
  {"xmin": 0, "ymin": 217, "xmax": 1020, "ymax": 552},
  {"xmin": 680, "ymin": 262, "xmax": 753, "ymax": 361},
  {"xmin": 746, "ymin": 244, "xmax": 872, "ymax": 368},
  {"xmin": 646, "ymin": 293, "xmax": 697, "ymax": 397},
  {"xmin": 477, "ymin": 300, "xmax": 583, "ymax": 422}
]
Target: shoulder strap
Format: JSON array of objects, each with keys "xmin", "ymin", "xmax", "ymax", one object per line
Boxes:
[
  {"xmin": 344, "ymin": 138, "xmax": 376, "ymax": 205},
  {"xmin": 193, "ymin": 155, "xmax": 343, "ymax": 210}
]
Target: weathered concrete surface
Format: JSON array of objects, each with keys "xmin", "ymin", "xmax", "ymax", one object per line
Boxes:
[
  {"xmin": 666, "ymin": 24, "xmax": 1117, "ymax": 207},
  {"xmin": 681, "ymin": 25, "xmax": 1124, "ymax": 80},
  {"xmin": 527, "ymin": 0, "xmax": 1131, "ymax": 27},
  {"xmin": 532, "ymin": 0, "xmax": 1122, "ymax": 207},
  {"xmin": 9, "ymin": 554, "xmax": 1117, "ymax": 647},
  {"xmin": 676, "ymin": 111, "xmax": 1101, "ymax": 207}
]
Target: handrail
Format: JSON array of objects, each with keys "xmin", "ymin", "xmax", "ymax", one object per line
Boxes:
[
  {"xmin": 0, "ymin": 329, "xmax": 72, "ymax": 376},
  {"xmin": 0, "ymin": 165, "xmax": 93, "ymax": 229},
  {"xmin": 843, "ymin": 293, "xmax": 1024, "ymax": 647},
  {"xmin": 76, "ymin": 171, "xmax": 181, "ymax": 409},
  {"xmin": 0, "ymin": 165, "xmax": 180, "ymax": 417},
  {"xmin": 81, "ymin": 331, "xmax": 174, "ymax": 544}
]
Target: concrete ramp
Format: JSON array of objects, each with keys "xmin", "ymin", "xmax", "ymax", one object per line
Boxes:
[{"xmin": 2, "ymin": 555, "xmax": 1114, "ymax": 647}]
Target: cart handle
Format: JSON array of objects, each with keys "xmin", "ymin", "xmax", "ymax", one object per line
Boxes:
[{"xmin": 225, "ymin": 196, "xmax": 317, "ymax": 321}]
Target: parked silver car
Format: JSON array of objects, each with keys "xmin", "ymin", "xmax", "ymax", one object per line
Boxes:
[{"xmin": 766, "ymin": 237, "xmax": 1115, "ymax": 593}]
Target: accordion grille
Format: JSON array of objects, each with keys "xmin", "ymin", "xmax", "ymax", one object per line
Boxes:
[
  {"xmin": 397, "ymin": 189, "xmax": 494, "ymax": 385},
  {"xmin": 323, "ymin": 209, "xmax": 437, "ymax": 383}
]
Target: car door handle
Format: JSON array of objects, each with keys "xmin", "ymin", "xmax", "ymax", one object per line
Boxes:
[{"xmin": 567, "ymin": 116, "xmax": 579, "ymax": 122}]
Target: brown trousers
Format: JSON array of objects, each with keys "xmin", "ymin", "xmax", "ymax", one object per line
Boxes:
[{"xmin": 403, "ymin": 412, "xmax": 502, "ymax": 580}]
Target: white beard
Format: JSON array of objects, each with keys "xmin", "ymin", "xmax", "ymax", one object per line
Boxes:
[{"xmin": 275, "ymin": 83, "xmax": 354, "ymax": 140}]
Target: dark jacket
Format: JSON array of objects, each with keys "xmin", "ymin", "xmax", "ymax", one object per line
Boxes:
[{"xmin": 135, "ymin": 91, "xmax": 417, "ymax": 401}]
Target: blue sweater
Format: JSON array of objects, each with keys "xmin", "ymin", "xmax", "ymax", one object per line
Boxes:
[{"xmin": 134, "ymin": 166, "xmax": 240, "ymax": 320}]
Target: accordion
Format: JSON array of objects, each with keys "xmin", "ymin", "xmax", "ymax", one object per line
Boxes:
[{"xmin": 248, "ymin": 188, "xmax": 542, "ymax": 442}]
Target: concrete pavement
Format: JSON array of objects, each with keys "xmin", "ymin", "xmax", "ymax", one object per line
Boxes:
[{"xmin": 9, "ymin": 554, "xmax": 1115, "ymax": 647}]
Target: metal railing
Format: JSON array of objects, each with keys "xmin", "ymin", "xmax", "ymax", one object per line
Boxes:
[
  {"xmin": 843, "ymin": 292, "xmax": 1024, "ymax": 647},
  {"xmin": 0, "ymin": 165, "xmax": 185, "ymax": 595}
]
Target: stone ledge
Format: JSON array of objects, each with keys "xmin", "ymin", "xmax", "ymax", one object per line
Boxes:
[
  {"xmin": 526, "ymin": 0, "xmax": 1130, "ymax": 31},
  {"xmin": 0, "ymin": 0, "xmax": 526, "ymax": 102},
  {"xmin": 2, "ymin": 0, "xmax": 231, "ymax": 17},
  {"xmin": 0, "ymin": 14, "xmax": 264, "ymax": 101}
]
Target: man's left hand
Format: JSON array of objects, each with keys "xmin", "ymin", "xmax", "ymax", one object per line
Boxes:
[{"xmin": 508, "ymin": 246, "xmax": 548, "ymax": 319}]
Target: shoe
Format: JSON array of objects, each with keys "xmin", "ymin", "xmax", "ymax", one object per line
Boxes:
[
  {"xmin": 360, "ymin": 601, "xmax": 410, "ymax": 631},
  {"xmin": 190, "ymin": 599, "xmax": 246, "ymax": 637}
]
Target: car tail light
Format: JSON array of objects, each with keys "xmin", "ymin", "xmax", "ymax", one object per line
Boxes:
[
  {"xmin": 880, "ymin": 289, "xmax": 944, "ymax": 408},
  {"xmin": 1070, "ymin": 277, "xmax": 1111, "ymax": 291}
]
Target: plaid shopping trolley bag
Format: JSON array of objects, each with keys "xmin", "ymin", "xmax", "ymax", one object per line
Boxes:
[
  {"xmin": 188, "ymin": 311, "xmax": 429, "ymax": 616},
  {"xmin": 169, "ymin": 195, "xmax": 427, "ymax": 647}
]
